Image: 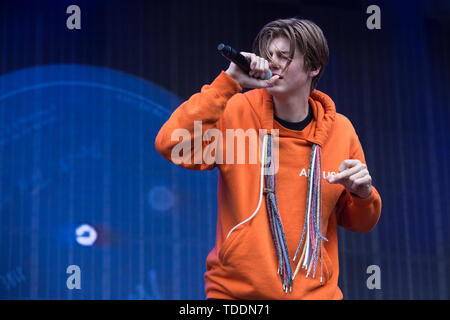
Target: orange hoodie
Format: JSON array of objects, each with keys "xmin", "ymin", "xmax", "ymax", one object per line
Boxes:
[{"xmin": 155, "ymin": 71, "xmax": 382, "ymax": 300}]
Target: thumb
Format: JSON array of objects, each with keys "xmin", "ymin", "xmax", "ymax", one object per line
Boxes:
[
  {"xmin": 263, "ymin": 74, "xmax": 280, "ymax": 87},
  {"xmin": 243, "ymin": 74, "xmax": 280, "ymax": 89}
]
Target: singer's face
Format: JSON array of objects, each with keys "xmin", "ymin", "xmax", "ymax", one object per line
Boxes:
[{"xmin": 265, "ymin": 37, "xmax": 311, "ymax": 96}]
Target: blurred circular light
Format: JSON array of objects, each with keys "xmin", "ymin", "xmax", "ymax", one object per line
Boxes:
[
  {"xmin": 75, "ymin": 224, "xmax": 97, "ymax": 246},
  {"xmin": 148, "ymin": 186, "xmax": 175, "ymax": 211}
]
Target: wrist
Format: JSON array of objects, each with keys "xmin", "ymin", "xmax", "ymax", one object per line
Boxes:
[
  {"xmin": 225, "ymin": 69, "xmax": 239, "ymax": 83},
  {"xmin": 350, "ymin": 186, "xmax": 372, "ymax": 199}
]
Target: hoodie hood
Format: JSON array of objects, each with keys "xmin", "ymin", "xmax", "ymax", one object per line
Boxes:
[{"xmin": 258, "ymin": 88, "xmax": 337, "ymax": 146}]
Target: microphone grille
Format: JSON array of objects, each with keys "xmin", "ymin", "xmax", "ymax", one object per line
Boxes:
[{"xmin": 263, "ymin": 69, "xmax": 272, "ymax": 80}]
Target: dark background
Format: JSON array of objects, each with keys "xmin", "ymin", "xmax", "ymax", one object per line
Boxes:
[{"xmin": 0, "ymin": 0, "xmax": 449, "ymax": 299}]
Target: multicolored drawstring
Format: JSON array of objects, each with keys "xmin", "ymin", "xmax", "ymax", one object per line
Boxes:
[
  {"xmin": 292, "ymin": 143, "xmax": 328, "ymax": 283},
  {"xmin": 264, "ymin": 134, "xmax": 328, "ymax": 292},
  {"xmin": 264, "ymin": 133, "xmax": 293, "ymax": 293}
]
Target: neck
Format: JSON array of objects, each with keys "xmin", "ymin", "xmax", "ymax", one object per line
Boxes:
[{"xmin": 273, "ymin": 85, "xmax": 311, "ymax": 123}]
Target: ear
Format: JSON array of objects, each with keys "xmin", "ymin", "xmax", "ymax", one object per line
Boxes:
[{"xmin": 309, "ymin": 66, "xmax": 320, "ymax": 77}]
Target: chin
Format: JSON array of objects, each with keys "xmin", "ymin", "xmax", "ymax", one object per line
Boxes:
[{"xmin": 266, "ymin": 86, "xmax": 285, "ymax": 95}]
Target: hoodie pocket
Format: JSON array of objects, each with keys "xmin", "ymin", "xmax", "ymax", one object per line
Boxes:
[
  {"xmin": 218, "ymin": 219, "xmax": 335, "ymax": 287},
  {"xmin": 218, "ymin": 224, "xmax": 250, "ymax": 264},
  {"xmin": 218, "ymin": 225, "xmax": 334, "ymax": 284}
]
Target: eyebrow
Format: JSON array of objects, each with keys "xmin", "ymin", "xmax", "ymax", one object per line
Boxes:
[{"xmin": 268, "ymin": 50, "xmax": 290, "ymax": 55}]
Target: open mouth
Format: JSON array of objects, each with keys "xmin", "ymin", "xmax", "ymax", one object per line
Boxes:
[{"xmin": 273, "ymin": 73, "xmax": 283, "ymax": 79}]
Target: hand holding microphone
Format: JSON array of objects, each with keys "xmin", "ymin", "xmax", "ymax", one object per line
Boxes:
[{"xmin": 218, "ymin": 43, "xmax": 280, "ymax": 89}]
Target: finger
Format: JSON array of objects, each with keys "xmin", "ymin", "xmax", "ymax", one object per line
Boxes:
[
  {"xmin": 352, "ymin": 175, "xmax": 372, "ymax": 191},
  {"xmin": 348, "ymin": 170, "xmax": 369, "ymax": 188},
  {"xmin": 330, "ymin": 163, "xmax": 365, "ymax": 183},
  {"xmin": 256, "ymin": 57, "xmax": 265, "ymax": 79},
  {"xmin": 241, "ymin": 52, "xmax": 257, "ymax": 77},
  {"xmin": 251, "ymin": 58, "xmax": 259, "ymax": 77},
  {"xmin": 253, "ymin": 57, "xmax": 261, "ymax": 78},
  {"xmin": 354, "ymin": 175, "xmax": 372, "ymax": 187},
  {"xmin": 240, "ymin": 52, "xmax": 254, "ymax": 67},
  {"xmin": 263, "ymin": 59, "xmax": 270, "ymax": 79},
  {"xmin": 240, "ymin": 51, "xmax": 252, "ymax": 58},
  {"xmin": 248, "ymin": 53, "xmax": 257, "ymax": 75},
  {"xmin": 338, "ymin": 159, "xmax": 362, "ymax": 172},
  {"xmin": 349, "ymin": 169, "xmax": 369, "ymax": 182},
  {"xmin": 239, "ymin": 52, "xmax": 256, "ymax": 77}
]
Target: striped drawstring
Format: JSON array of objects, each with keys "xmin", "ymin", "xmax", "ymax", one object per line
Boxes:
[
  {"xmin": 225, "ymin": 133, "xmax": 329, "ymax": 293},
  {"xmin": 264, "ymin": 135, "xmax": 328, "ymax": 292},
  {"xmin": 292, "ymin": 144, "xmax": 328, "ymax": 282},
  {"xmin": 264, "ymin": 133, "xmax": 293, "ymax": 293}
]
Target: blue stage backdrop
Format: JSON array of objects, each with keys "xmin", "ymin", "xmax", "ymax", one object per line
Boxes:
[
  {"xmin": 0, "ymin": 0, "xmax": 449, "ymax": 299},
  {"xmin": 0, "ymin": 64, "xmax": 218, "ymax": 299}
]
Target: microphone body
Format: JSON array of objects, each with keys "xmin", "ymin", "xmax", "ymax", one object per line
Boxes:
[{"xmin": 217, "ymin": 43, "xmax": 272, "ymax": 80}]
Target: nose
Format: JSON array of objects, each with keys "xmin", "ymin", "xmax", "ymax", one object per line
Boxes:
[{"xmin": 269, "ymin": 59, "xmax": 281, "ymax": 72}]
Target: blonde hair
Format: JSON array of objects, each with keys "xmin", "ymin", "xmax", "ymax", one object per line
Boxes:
[{"xmin": 252, "ymin": 18, "xmax": 329, "ymax": 92}]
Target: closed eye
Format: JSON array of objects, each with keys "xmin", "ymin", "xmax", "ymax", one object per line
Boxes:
[{"xmin": 268, "ymin": 51, "xmax": 290, "ymax": 61}]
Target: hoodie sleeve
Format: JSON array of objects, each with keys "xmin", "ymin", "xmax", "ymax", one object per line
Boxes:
[
  {"xmin": 155, "ymin": 71, "xmax": 242, "ymax": 170},
  {"xmin": 335, "ymin": 126, "xmax": 382, "ymax": 233}
]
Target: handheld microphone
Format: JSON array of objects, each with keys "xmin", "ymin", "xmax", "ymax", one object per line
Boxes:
[{"xmin": 217, "ymin": 43, "xmax": 272, "ymax": 80}]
